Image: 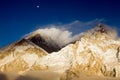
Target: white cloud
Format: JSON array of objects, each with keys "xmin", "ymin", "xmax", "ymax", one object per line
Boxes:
[
  {"xmin": 26, "ymin": 27, "xmax": 73, "ymax": 47},
  {"xmin": 25, "ymin": 19, "xmax": 118, "ymax": 49},
  {"xmin": 62, "ymin": 19, "xmax": 104, "ymax": 35}
]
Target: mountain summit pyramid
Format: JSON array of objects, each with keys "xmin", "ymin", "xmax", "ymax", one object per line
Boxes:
[{"xmin": 0, "ymin": 24, "xmax": 120, "ymax": 80}]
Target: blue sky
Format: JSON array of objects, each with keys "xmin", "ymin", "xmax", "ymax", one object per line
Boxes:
[{"xmin": 0, "ymin": 0, "xmax": 120, "ymax": 47}]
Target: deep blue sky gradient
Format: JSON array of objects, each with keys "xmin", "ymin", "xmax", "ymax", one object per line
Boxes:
[{"xmin": 0, "ymin": 0, "xmax": 120, "ymax": 47}]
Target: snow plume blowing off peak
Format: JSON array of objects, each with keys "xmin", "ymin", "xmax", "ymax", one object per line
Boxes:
[
  {"xmin": 25, "ymin": 26, "xmax": 82, "ymax": 53},
  {"xmin": 25, "ymin": 27, "xmax": 79, "ymax": 53},
  {"xmin": 93, "ymin": 23, "xmax": 118, "ymax": 39},
  {"xmin": 25, "ymin": 21, "xmax": 119, "ymax": 53},
  {"xmin": 26, "ymin": 27, "xmax": 73, "ymax": 47}
]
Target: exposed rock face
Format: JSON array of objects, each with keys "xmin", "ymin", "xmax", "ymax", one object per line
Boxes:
[
  {"xmin": 27, "ymin": 34, "xmax": 61, "ymax": 53},
  {"xmin": 25, "ymin": 28, "xmax": 73, "ymax": 53},
  {"xmin": 0, "ymin": 25, "xmax": 120, "ymax": 80}
]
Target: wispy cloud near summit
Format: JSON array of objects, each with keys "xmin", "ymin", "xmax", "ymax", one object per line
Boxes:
[{"xmin": 25, "ymin": 19, "xmax": 118, "ymax": 50}]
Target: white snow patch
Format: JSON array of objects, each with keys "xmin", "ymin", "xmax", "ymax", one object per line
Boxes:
[
  {"xmin": 0, "ymin": 54, "xmax": 14, "ymax": 66},
  {"xmin": 22, "ymin": 53, "xmax": 39, "ymax": 67}
]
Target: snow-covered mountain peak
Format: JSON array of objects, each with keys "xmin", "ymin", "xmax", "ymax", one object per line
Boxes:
[{"xmin": 0, "ymin": 24, "xmax": 120, "ymax": 80}]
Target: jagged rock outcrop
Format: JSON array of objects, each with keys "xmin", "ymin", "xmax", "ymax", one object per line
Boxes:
[
  {"xmin": 27, "ymin": 34, "xmax": 61, "ymax": 53},
  {"xmin": 0, "ymin": 24, "xmax": 120, "ymax": 80}
]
